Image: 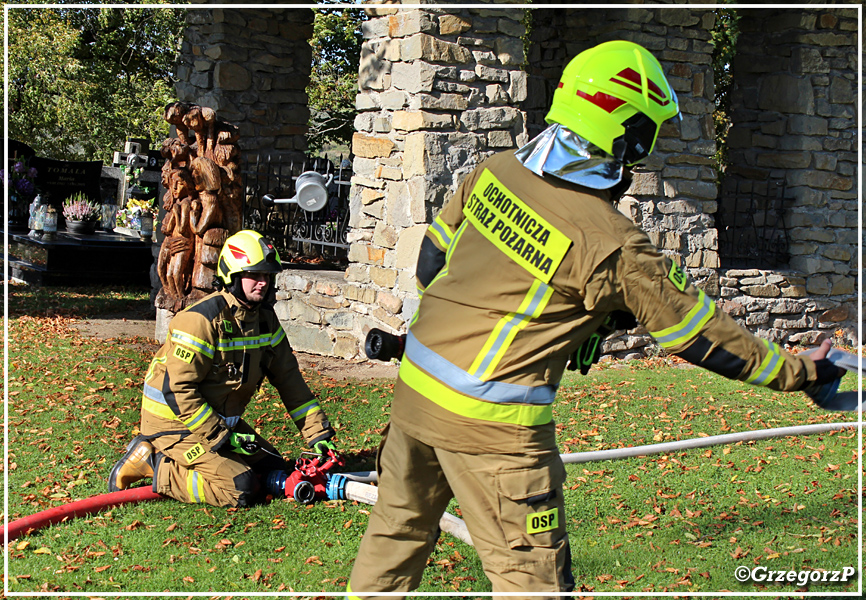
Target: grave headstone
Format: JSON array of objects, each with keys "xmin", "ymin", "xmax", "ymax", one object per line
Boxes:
[{"xmin": 29, "ymin": 157, "xmax": 103, "ymax": 224}]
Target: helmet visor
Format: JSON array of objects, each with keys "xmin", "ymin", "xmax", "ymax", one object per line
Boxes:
[
  {"xmin": 242, "ymin": 238, "xmax": 282, "ymax": 274},
  {"xmin": 612, "ymin": 112, "xmax": 659, "ymax": 165}
]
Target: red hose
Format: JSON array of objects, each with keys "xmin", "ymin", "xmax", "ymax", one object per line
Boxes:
[{"xmin": 4, "ymin": 487, "xmax": 166, "ymax": 544}]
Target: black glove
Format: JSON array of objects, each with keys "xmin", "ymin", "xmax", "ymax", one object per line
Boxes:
[
  {"xmin": 801, "ymin": 358, "xmax": 847, "ymax": 410},
  {"xmin": 568, "ymin": 311, "xmax": 637, "ymax": 375}
]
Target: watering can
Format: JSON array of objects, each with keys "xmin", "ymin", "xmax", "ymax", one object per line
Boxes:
[{"xmin": 262, "ymin": 170, "xmax": 333, "ymax": 212}]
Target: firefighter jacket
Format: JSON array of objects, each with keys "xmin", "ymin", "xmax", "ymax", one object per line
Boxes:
[
  {"xmin": 140, "ymin": 290, "xmax": 333, "ymax": 454},
  {"xmin": 390, "ymin": 151, "xmax": 821, "ymax": 455}
]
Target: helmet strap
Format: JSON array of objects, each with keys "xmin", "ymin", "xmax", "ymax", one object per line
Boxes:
[
  {"xmin": 607, "ymin": 167, "xmax": 633, "ymax": 204},
  {"xmin": 229, "ymin": 275, "xmax": 251, "ymax": 306}
]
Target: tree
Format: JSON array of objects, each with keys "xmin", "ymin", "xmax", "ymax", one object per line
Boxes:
[
  {"xmin": 306, "ymin": 7, "xmax": 366, "ymax": 156},
  {"xmin": 6, "ymin": 4, "xmax": 185, "ymax": 163},
  {"xmin": 710, "ymin": 7, "xmax": 740, "ymax": 175}
]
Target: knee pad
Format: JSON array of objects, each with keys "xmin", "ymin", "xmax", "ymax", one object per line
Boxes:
[{"xmin": 233, "ymin": 470, "xmax": 260, "ymax": 507}]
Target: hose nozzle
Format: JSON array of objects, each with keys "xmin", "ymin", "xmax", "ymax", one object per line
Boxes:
[{"xmin": 364, "ymin": 328, "xmax": 406, "ymax": 362}]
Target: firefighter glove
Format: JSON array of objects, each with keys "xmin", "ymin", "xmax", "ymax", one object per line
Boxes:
[
  {"xmin": 569, "ymin": 311, "xmax": 637, "ymax": 375},
  {"xmin": 229, "ymin": 432, "xmax": 258, "ymax": 455},
  {"xmin": 313, "ymin": 439, "xmax": 337, "ymax": 456},
  {"xmin": 802, "ymin": 358, "xmax": 846, "ymax": 411}
]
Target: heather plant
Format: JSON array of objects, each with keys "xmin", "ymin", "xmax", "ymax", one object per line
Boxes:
[{"xmin": 62, "ymin": 193, "xmax": 100, "ymax": 222}]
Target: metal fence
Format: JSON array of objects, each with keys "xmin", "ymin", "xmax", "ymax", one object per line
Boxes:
[
  {"xmin": 716, "ymin": 178, "xmax": 791, "ymax": 269},
  {"xmin": 241, "ymin": 153, "xmax": 351, "ymax": 268}
]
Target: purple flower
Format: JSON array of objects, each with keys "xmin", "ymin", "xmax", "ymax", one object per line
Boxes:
[
  {"xmin": 28, "ymin": 167, "xmax": 38, "ymax": 179},
  {"xmin": 15, "ymin": 178, "xmax": 35, "ymax": 195},
  {"xmin": 13, "ymin": 161, "xmax": 25, "ymax": 173},
  {"xmin": 0, "ymin": 169, "xmax": 6, "ymax": 183}
]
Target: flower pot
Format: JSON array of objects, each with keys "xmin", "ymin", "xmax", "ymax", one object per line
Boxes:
[{"xmin": 66, "ymin": 220, "xmax": 98, "ymax": 235}]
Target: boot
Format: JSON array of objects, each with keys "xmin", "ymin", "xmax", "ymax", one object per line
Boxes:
[{"xmin": 108, "ymin": 435, "xmax": 154, "ymax": 492}]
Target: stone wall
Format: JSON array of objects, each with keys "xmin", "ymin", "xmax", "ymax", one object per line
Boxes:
[
  {"xmin": 718, "ymin": 268, "xmax": 851, "ymax": 347},
  {"xmin": 273, "ymin": 269, "xmax": 398, "ymax": 360}
]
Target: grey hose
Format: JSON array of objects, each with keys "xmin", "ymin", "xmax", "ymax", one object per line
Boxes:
[
  {"xmin": 337, "ymin": 421, "xmax": 860, "ymax": 483},
  {"xmin": 336, "ymin": 422, "xmax": 858, "ymax": 549},
  {"xmin": 341, "ymin": 479, "xmax": 473, "ymax": 546}
]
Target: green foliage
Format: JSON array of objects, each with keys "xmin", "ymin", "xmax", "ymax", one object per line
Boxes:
[
  {"xmin": 710, "ymin": 8, "xmax": 740, "ymax": 176},
  {"xmin": 6, "ymin": 3, "xmax": 185, "ymax": 162},
  {"xmin": 5, "ymin": 286, "xmax": 859, "ymax": 594},
  {"xmin": 306, "ymin": 7, "xmax": 366, "ymax": 156}
]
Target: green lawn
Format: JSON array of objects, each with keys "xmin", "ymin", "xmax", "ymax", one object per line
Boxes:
[{"xmin": 4, "ymin": 285, "xmax": 860, "ymax": 596}]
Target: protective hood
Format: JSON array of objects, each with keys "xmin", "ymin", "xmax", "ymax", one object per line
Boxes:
[{"xmin": 513, "ymin": 123, "xmax": 626, "ymax": 190}]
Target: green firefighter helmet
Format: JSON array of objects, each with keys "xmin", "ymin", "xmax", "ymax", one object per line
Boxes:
[
  {"xmin": 216, "ymin": 230, "xmax": 282, "ymax": 286},
  {"xmin": 545, "ymin": 40, "xmax": 680, "ymax": 166}
]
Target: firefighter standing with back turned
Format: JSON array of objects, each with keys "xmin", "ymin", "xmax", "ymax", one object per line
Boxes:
[
  {"xmin": 347, "ymin": 41, "xmax": 845, "ymax": 597},
  {"xmin": 109, "ymin": 230, "xmax": 337, "ymax": 507}
]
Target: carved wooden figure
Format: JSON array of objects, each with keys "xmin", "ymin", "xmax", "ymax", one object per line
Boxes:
[{"xmin": 155, "ymin": 102, "xmax": 243, "ymax": 313}]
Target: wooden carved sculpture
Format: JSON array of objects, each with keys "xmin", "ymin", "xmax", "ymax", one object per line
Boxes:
[{"xmin": 155, "ymin": 102, "xmax": 243, "ymax": 313}]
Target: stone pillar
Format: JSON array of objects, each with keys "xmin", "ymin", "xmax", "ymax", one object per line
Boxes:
[
  {"xmin": 174, "ymin": 7, "xmax": 313, "ymax": 158},
  {"xmin": 160, "ymin": 6, "xmax": 316, "ymax": 343},
  {"xmin": 347, "ymin": 5, "xmax": 530, "ymax": 339}
]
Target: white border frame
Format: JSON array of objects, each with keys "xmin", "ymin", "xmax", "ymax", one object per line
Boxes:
[{"xmin": 3, "ymin": 2, "xmax": 862, "ymax": 598}]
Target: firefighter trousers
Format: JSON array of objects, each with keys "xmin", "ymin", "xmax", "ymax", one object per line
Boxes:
[
  {"xmin": 348, "ymin": 422, "xmax": 574, "ymax": 599},
  {"xmin": 151, "ymin": 419, "xmax": 288, "ymax": 507}
]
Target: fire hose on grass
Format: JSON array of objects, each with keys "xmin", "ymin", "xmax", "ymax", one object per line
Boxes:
[
  {"xmin": 1, "ymin": 471, "xmax": 472, "ymax": 547},
  {"xmin": 5, "ymin": 335, "xmax": 859, "ymax": 546},
  {"xmin": 5, "ymin": 420, "xmax": 859, "ymax": 546},
  {"xmin": 336, "ymin": 421, "xmax": 862, "ymax": 484}
]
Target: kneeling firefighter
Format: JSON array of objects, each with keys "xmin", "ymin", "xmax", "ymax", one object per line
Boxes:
[
  {"xmin": 109, "ymin": 230, "xmax": 337, "ymax": 507},
  {"xmin": 347, "ymin": 41, "xmax": 845, "ymax": 597}
]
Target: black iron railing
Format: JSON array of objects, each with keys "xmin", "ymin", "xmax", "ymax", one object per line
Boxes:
[
  {"xmin": 717, "ymin": 178, "xmax": 790, "ymax": 269},
  {"xmin": 242, "ymin": 154, "xmax": 351, "ymax": 268}
]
